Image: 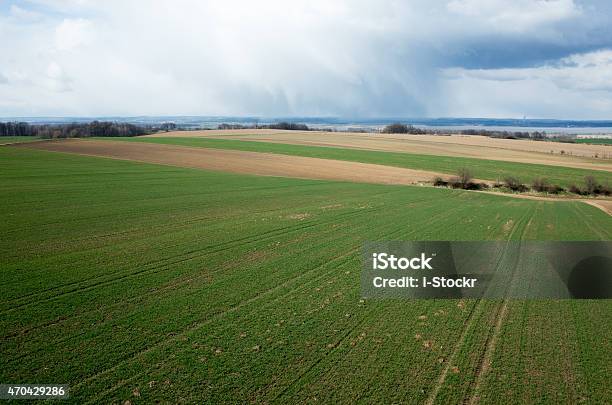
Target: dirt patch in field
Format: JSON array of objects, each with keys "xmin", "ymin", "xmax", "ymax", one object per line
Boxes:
[
  {"xmin": 16, "ymin": 139, "xmax": 449, "ymax": 186},
  {"xmin": 152, "ymin": 129, "xmax": 612, "ymax": 172}
]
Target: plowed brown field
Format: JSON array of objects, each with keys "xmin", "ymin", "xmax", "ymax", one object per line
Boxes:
[
  {"xmin": 17, "ymin": 139, "xmax": 448, "ymax": 186},
  {"xmin": 150, "ymin": 129, "xmax": 611, "ymax": 171}
]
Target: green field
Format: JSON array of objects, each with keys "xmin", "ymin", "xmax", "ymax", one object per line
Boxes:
[
  {"xmin": 575, "ymin": 138, "xmax": 612, "ymax": 145},
  {"xmin": 1, "ymin": 147, "xmax": 611, "ymax": 403},
  {"xmin": 106, "ymin": 136, "xmax": 612, "ymax": 188},
  {"xmin": 0, "ymin": 136, "xmax": 40, "ymax": 144}
]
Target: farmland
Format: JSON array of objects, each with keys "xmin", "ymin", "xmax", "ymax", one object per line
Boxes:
[
  {"xmin": 1, "ymin": 146, "xmax": 611, "ymax": 403},
  {"xmin": 108, "ymin": 136, "xmax": 612, "ymax": 189},
  {"xmin": 150, "ymin": 129, "xmax": 612, "ymax": 168},
  {"xmin": 0, "ymin": 136, "xmax": 41, "ymax": 145},
  {"xmin": 18, "ymin": 139, "xmax": 450, "ymax": 186},
  {"xmin": 576, "ymin": 138, "xmax": 612, "ymax": 145}
]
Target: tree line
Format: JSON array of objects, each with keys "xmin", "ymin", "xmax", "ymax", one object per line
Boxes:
[
  {"xmin": 0, "ymin": 121, "xmax": 153, "ymax": 138},
  {"xmin": 218, "ymin": 122, "xmax": 311, "ymax": 131},
  {"xmin": 381, "ymin": 123, "xmax": 429, "ymax": 134},
  {"xmin": 458, "ymin": 128, "xmax": 548, "ymax": 140},
  {"xmin": 380, "ymin": 122, "xmax": 574, "ymax": 141},
  {"xmin": 433, "ymin": 168, "xmax": 610, "ymax": 196}
]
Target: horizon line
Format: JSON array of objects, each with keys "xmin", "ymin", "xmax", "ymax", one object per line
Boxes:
[{"xmin": 2, "ymin": 115, "xmax": 612, "ymax": 122}]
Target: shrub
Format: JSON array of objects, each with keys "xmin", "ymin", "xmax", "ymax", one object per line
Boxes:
[
  {"xmin": 532, "ymin": 177, "xmax": 550, "ymax": 193},
  {"xmin": 584, "ymin": 176, "xmax": 598, "ymax": 195},
  {"xmin": 569, "ymin": 184, "xmax": 583, "ymax": 195},
  {"xmin": 448, "ymin": 177, "xmax": 463, "ymax": 189},
  {"xmin": 548, "ymin": 185, "xmax": 565, "ymax": 194},
  {"xmin": 433, "ymin": 177, "xmax": 448, "ymax": 187},
  {"xmin": 503, "ymin": 176, "xmax": 528, "ymax": 192},
  {"xmin": 381, "ymin": 123, "xmax": 427, "ymax": 134},
  {"xmin": 445, "ymin": 168, "xmax": 488, "ymax": 191},
  {"xmin": 504, "ymin": 176, "xmax": 519, "ymax": 189},
  {"xmin": 456, "ymin": 168, "xmax": 473, "ymax": 187},
  {"xmin": 442, "ymin": 168, "xmax": 493, "ymax": 191},
  {"xmin": 382, "ymin": 123, "xmax": 409, "ymax": 134},
  {"xmin": 573, "ymin": 176, "xmax": 610, "ymax": 196},
  {"xmin": 464, "ymin": 182, "xmax": 489, "ymax": 190},
  {"xmin": 593, "ymin": 182, "xmax": 610, "ymax": 196}
]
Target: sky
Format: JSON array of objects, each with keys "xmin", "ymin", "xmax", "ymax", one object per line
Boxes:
[{"xmin": 1, "ymin": 0, "xmax": 612, "ymax": 119}]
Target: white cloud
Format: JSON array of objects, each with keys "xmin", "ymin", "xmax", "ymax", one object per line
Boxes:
[
  {"xmin": 54, "ymin": 18, "xmax": 93, "ymax": 51},
  {"xmin": 444, "ymin": 50, "xmax": 612, "ymax": 92},
  {"xmin": 0, "ymin": 0, "xmax": 610, "ymax": 118},
  {"xmin": 9, "ymin": 5, "xmax": 43, "ymax": 21},
  {"xmin": 44, "ymin": 62, "xmax": 72, "ymax": 92},
  {"xmin": 447, "ymin": 0, "xmax": 580, "ymax": 28},
  {"xmin": 440, "ymin": 50, "xmax": 612, "ymax": 118}
]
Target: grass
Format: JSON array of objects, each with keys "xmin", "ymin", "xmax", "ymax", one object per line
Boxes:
[
  {"xmin": 575, "ymin": 138, "xmax": 612, "ymax": 145},
  {"xmin": 105, "ymin": 136, "xmax": 612, "ymax": 188},
  {"xmin": 0, "ymin": 136, "xmax": 40, "ymax": 144},
  {"xmin": 1, "ymin": 147, "xmax": 610, "ymax": 403}
]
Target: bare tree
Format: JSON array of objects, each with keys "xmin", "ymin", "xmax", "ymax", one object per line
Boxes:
[
  {"xmin": 584, "ymin": 176, "xmax": 598, "ymax": 195},
  {"xmin": 457, "ymin": 168, "xmax": 473, "ymax": 188},
  {"xmin": 532, "ymin": 177, "xmax": 550, "ymax": 192}
]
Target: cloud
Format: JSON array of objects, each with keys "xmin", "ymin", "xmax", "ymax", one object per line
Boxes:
[
  {"xmin": 44, "ymin": 61, "xmax": 73, "ymax": 92},
  {"xmin": 54, "ymin": 18, "xmax": 93, "ymax": 51},
  {"xmin": 439, "ymin": 49, "xmax": 612, "ymax": 118},
  {"xmin": 0, "ymin": 0, "xmax": 611, "ymax": 118},
  {"xmin": 443, "ymin": 49, "xmax": 612, "ymax": 91},
  {"xmin": 9, "ymin": 5, "xmax": 43, "ymax": 21},
  {"xmin": 447, "ymin": 0, "xmax": 581, "ymax": 30}
]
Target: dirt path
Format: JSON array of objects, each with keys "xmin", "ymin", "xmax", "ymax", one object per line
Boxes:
[
  {"xmin": 150, "ymin": 129, "xmax": 612, "ymax": 172},
  {"xmin": 14, "ymin": 139, "xmax": 611, "ymax": 215}
]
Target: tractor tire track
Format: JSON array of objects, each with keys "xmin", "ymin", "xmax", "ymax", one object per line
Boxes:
[
  {"xmin": 3, "ymin": 205, "xmax": 400, "ymax": 363},
  {"xmin": 2, "ymin": 204, "xmax": 389, "ymax": 313},
  {"xmin": 466, "ymin": 205, "xmax": 537, "ymax": 405},
  {"xmin": 426, "ymin": 205, "xmax": 534, "ymax": 405},
  {"xmin": 77, "ymin": 206, "xmax": 462, "ymax": 402},
  {"xmin": 74, "ymin": 213, "xmax": 423, "ymax": 397}
]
